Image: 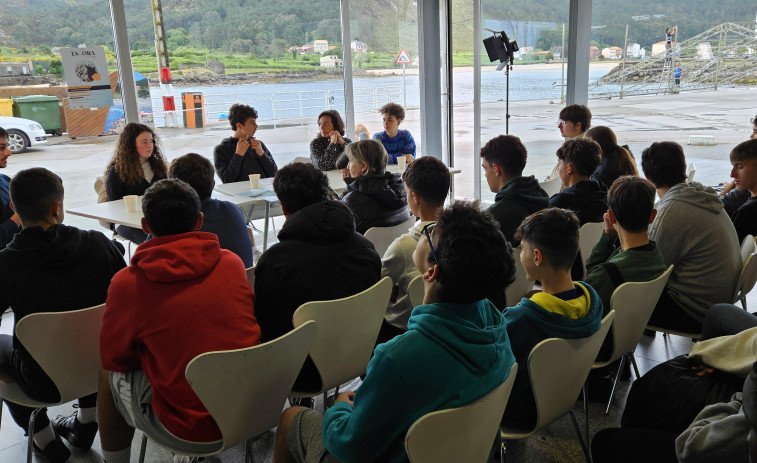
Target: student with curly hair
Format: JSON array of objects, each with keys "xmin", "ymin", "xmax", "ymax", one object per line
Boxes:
[
  {"xmin": 372, "ymin": 102, "xmax": 416, "ymax": 165},
  {"xmin": 213, "ymin": 103, "xmax": 278, "ymax": 183},
  {"xmin": 104, "ymin": 123, "xmax": 168, "ymax": 244}
]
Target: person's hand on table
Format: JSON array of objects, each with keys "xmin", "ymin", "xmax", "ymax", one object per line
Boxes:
[
  {"xmin": 329, "ymin": 131, "xmax": 345, "ymax": 145},
  {"xmin": 402, "ymin": 154, "xmax": 414, "ymax": 163},
  {"xmin": 334, "ymin": 391, "xmax": 355, "ymax": 407}
]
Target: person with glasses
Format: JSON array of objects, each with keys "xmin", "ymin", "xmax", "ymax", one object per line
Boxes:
[
  {"xmin": 546, "ymin": 104, "xmax": 592, "ymax": 181},
  {"xmin": 274, "ymin": 201, "xmax": 516, "ymax": 463},
  {"xmin": 103, "ymin": 122, "xmax": 168, "ymax": 244},
  {"xmin": 501, "ymin": 208, "xmax": 603, "ymax": 428}
]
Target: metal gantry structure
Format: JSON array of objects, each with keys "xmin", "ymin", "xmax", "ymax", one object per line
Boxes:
[{"xmin": 590, "ymin": 22, "xmax": 757, "ymax": 99}]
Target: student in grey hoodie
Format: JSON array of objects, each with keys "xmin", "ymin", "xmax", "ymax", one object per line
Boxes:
[{"xmin": 642, "ymin": 141, "xmax": 741, "ymax": 333}]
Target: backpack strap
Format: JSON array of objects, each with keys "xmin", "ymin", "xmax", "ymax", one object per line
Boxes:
[{"xmin": 599, "ymin": 261, "xmax": 625, "ymax": 288}]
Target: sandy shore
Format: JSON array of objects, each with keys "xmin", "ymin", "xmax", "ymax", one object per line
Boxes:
[{"xmin": 365, "ymin": 61, "xmax": 620, "ymax": 76}]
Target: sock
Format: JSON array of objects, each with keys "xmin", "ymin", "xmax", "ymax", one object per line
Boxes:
[
  {"xmin": 102, "ymin": 448, "xmax": 131, "ymax": 463},
  {"xmin": 33, "ymin": 424, "xmax": 56, "ymax": 449},
  {"xmin": 77, "ymin": 406, "xmax": 97, "ymax": 424}
]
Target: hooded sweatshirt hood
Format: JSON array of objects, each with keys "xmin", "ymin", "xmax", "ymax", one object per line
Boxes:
[
  {"xmin": 659, "ymin": 181, "xmax": 724, "ymax": 215},
  {"xmin": 131, "ymin": 231, "xmax": 222, "ymax": 283},
  {"xmin": 549, "ymin": 179, "xmax": 608, "ymax": 225},
  {"xmin": 495, "ymin": 175, "xmax": 550, "ymax": 208},
  {"xmin": 277, "ymin": 200, "xmax": 356, "ymax": 243},
  {"xmin": 6, "ymin": 224, "xmax": 111, "ymax": 269},
  {"xmin": 344, "ymin": 172, "xmax": 407, "ymax": 209}
]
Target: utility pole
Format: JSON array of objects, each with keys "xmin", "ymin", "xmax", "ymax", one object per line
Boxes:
[
  {"xmin": 620, "ymin": 24, "xmax": 628, "ymax": 98},
  {"xmin": 151, "ymin": 0, "xmax": 177, "ymax": 127}
]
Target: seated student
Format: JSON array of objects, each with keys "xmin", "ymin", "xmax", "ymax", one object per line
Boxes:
[
  {"xmin": 0, "ymin": 127, "xmax": 21, "ymax": 250},
  {"xmin": 335, "ymin": 152, "xmax": 350, "ymax": 180},
  {"xmin": 254, "ymin": 162, "xmax": 380, "ymax": 391},
  {"xmin": 717, "ymin": 115, "xmax": 756, "ymax": 215},
  {"xmin": 546, "ymin": 104, "xmax": 593, "ymax": 181},
  {"xmin": 169, "ymin": 153, "xmax": 254, "ymax": 266},
  {"xmin": 104, "ymin": 122, "xmax": 168, "ymax": 244},
  {"xmin": 502, "ymin": 208, "xmax": 603, "ymax": 428},
  {"xmin": 340, "ymin": 139, "xmax": 411, "ymax": 234},
  {"xmin": 0, "ymin": 168, "xmax": 126, "ymax": 463},
  {"xmin": 377, "ymin": 156, "xmax": 449, "ymax": 344},
  {"xmin": 726, "ymin": 139, "xmax": 757, "ymax": 243},
  {"xmin": 273, "ymin": 201, "xmax": 516, "ymax": 463},
  {"xmin": 213, "ymin": 103, "xmax": 278, "ymax": 183},
  {"xmin": 643, "ymin": 141, "xmax": 741, "ymax": 333},
  {"xmin": 549, "ymin": 138, "xmax": 608, "ymax": 225},
  {"xmin": 310, "ymin": 110, "xmax": 352, "ymax": 171},
  {"xmin": 97, "ymin": 178, "xmax": 261, "ymax": 463},
  {"xmin": 480, "ymin": 134, "xmax": 549, "ymax": 245},
  {"xmin": 585, "ymin": 126, "xmax": 639, "ymax": 189},
  {"xmin": 372, "ymin": 102, "xmax": 416, "ymax": 165}
]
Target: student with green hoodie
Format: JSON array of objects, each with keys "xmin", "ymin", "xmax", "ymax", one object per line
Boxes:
[
  {"xmin": 480, "ymin": 134, "xmax": 549, "ymax": 245},
  {"xmin": 274, "ymin": 201, "xmax": 517, "ymax": 463},
  {"xmin": 502, "ymin": 208, "xmax": 603, "ymax": 428}
]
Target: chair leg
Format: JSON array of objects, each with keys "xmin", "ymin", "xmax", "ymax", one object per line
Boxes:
[
  {"xmin": 582, "ymin": 383, "xmax": 589, "ymax": 444},
  {"xmin": 569, "ymin": 410, "xmax": 591, "ymax": 463},
  {"xmin": 629, "ymin": 354, "xmax": 641, "ymax": 379},
  {"xmin": 499, "ymin": 433, "xmax": 506, "ymax": 463},
  {"xmin": 245, "ymin": 437, "xmax": 252, "ymax": 463},
  {"xmin": 27, "ymin": 407, "xmax": 41, "ymax": 463},
  {"xmin": 605, "ymin": 355, "xmax": 627, "ymax": 415},
  {"xmin": 742, "ymin": 297, "xmax": 748, "ymax": 311},
  {"xmin": 139, "ymin": 433, "xmax": 148, "ymax": 463}
]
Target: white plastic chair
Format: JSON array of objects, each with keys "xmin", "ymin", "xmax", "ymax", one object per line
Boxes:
[
  {"xmin": 741, "ymin": 235, "xmax": 755, "ymax": 265},
  {"xmin": 506, "ymin": 247, "xmax": 535, "ymax": 308},
  {"xmin": 364, "ymin": 216, "xmax": 417, "ymax": 257},
  {"xmin": 0, "ymin": 304, "xmax": 106, "ymax": 463},
  {"xmin": 138, "ymin": 321, "xmax": 318, "ymax": 463},
  {"xmin": 686, "ymin": 163, "xmax": 697, "ymax": 183},
  {"xmin": 578, "ymin": 222, "xmax": 605, "ymax": 278},
  {"xmin": 407, "ymin": 274, "xmax": 425, "ymax": 309},
  {"xmin": 733, "ymin": 251, "xmax": 757, "ymax": 310},
  {"xmin": 290, "ymin": 277, "xmax": 393, "ymax": 406},
  {"xmin": 539, "ymin": 177, "xmax": 561, "ymax": 197},
  {"xmin": 245, "ymin": 266, "xmax": 255, "ymax": 290},
  {"xmin": 405, "ymin": 363, "xmax": 518, "ymax": 463},
  {"xmin": 499, "ymin": 311, "xmax": 615, "ymax": 463}
]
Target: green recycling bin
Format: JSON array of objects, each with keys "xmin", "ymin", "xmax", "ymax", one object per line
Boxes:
[{"xmin": 12, "ymin": 95, "xmax": 62, "ymax": 135}]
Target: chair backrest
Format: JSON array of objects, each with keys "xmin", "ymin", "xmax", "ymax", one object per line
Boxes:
[
  {"xmin": 605, "ymin": 266, "xmax": 674, "ymax": 364},
  {"xmin": 186, "ymin": 321, "xmax": 317, "ymax": 451},
  {"xmin": 578, "ymin": 222, "xmax": 605, "ymax": 273},
  {"xmin": 291, "ymin": 156, "xmax": 312, "ymax": 165},
  {"xmin": 292, "ymin": 276, "xmax": 393, "ymax": 393},
  {"xmin": 15, "ymin": 304, "xmax": 107, "ymax": 404},
  {"xmin": 364, "ymin": 216, "xmax": 417, "ymax": 257},
  {"xmin": 405, "ymin": 363, "xmax": 518, "ymax": 463},
  {"xmin": 686, "ymin": 163, "xmax": 696, "ymax": 183},
  {"xmin": 529, "ymin": 310, "xmax": 615, "ymax": 431},
  {"xmin": 741, "ymin": 235, "xmax": 755, "ymax": 264},
  {"xmin": 734, "ymin": 251, "xmax": 757, "ymax": 304},
  {"xmin": 506, "ymin": 247, "xmax": 534, "ymax": 308},
  {"xmin": 539, "ymin": 177, "xmax": 561, "ymax": 197},
  {"xmin": 407, "ymin": 274, "xmax": 425, "ymax": 309},
  {"xmin": 245, "ymin": 266, "xmax": 255, "ymax": 290}
]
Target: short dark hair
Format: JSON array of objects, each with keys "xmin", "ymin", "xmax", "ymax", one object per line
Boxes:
[
  {"xmin": 0, "ymin": 127, "xmax": 8, "ymax": 140},
  {"xmin": 142, "ymin": 178, "xmax": 201, "ymax": 237},
  {"xmin": 556, "ymin": 139, "xmax": 601, "ymax": 177},
  {"xmin": 731, "ymin": 139, "xmax": 757, "ymax": 163},
  {"xmin": 273, "ymin": 162, "xmax": 330, "ymax": 214},
  {"xmin": 229, "ymin": 103, "xmax": 258, "ymax": 130},
  {"xmin": 335, "ymin": 152, "xmax": 349, "ymax": 170},
  {"xmin": 169, "ymin": 153, "xmax": 214, "ymax": 200},
  {"xmin": 480, "ymin": 135, "xmax": 528, "ymax": 177},
  {"xmin": 641, "ymin": 141, "xmax": 687, "ymax": 188},
  {"xmin": 379, "ymin": 102, "xmax": 405, "ymax": 121},
  {"xmin": 607, "ymin": 176, "xmax": 656, "ymax": 233},
  {"xmin": 516, "ymin": 208, "xmax": 580, "ymax": 271},
  {"xmin": 9, "ymin": 168, "xmax": 64, "ymax": 222},
  {"xmin": 318, "ymin": 110, "xmax": 345, "ymax": 136},
  {"xmin": 402, "ymin": 157, "xmax": 450, "ymax": 207},
  {"xmin": 431, "ymin": 201, "xmax": 515, "ymax": 304},
  {"xmin": 559, "ymin": 104, "xmax": 592, "ymax": 132}
]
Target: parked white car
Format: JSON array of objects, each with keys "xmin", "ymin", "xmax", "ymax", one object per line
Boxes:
[{"xmin": 0, "ymin": 116, "xmax": 48, "ymax": 154}]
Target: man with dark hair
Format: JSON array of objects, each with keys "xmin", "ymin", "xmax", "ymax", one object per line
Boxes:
[
  {"xmin": 377, "ymin": 156, "xmax": 449, "ymax": 343},
  {"xmin": 0, "ymin": 127, "xmax": 22, "ymax": 250},
  {"xmin": 274, "ymin": 201, "xmax": 516, "ymax": 463},
  {"xmin": 0, "ymin": 168, "xmax": 125, "ymax": 462},
  {"xmin": 97, "ymin": 178, "xmax": 261, "ymax": 463},
  {"xmin": 549, "ymin": 138, "xmax": 608, "ymax": 225},
  {"xmin": 502, "ymin": 207, "xmax": 603, "ymax": 427},
  {"xmin": 642, "ymin": 141, "xmax": 741, "ymax": 333},
  {"xmin": 213, "ymin": 103, "xmax": 278, "ymax": 183},
  {"xmin": 169, "ymin": 153, "xmax": 253, "ymax": 266},
  {"xmin": 480, "ymin": 134, "xmax": 549, "ymax": 244},
  {"xmin": 373, "ymin": 102, "xmax": 416, "ymax": 165},
  {"xmin": 725, "ymin": 139, "xmax": 757, "ymax": 243},
  {"xmin": 254, "ymin": 162, "xmax": 380, "ymax": 391},
  {"xmin": 559, "ymin": 104, "xmax": 592, "ymax": 139}
]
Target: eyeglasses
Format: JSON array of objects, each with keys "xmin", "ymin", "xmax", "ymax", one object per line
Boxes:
[
  {"xmin": 421, "ymin": 222, "xmax": 439, "ymax": 266},
  {"xmin": 752, "ymin": 116, "xmax": 756, "ymax": 124},
  {"xmin": 558, "ymin": 119, "xmax": 566, "ymax": 126}
]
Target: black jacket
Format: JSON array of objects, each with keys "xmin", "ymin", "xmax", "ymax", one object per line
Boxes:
[
  {"xmin": 488, "ymin": 176, "xmax": 549, "ymax": 244},
  {"xmin": 105, "ymin": 165, "xmax": 166, "ymax": 201},
  {"xmin": 254, "ymin": 201, "xmax": 381, "ymax": 391},
  {"xmin": 213, "ymin": 137, "xmax": 278, "ymax": 183},
  {"xmin": 340, "ymin": 172, "xmax": 411, "ymax": 234},
  {"xmin": 549, "ymin": 179, "xmax": 608, "ymax": 225}
]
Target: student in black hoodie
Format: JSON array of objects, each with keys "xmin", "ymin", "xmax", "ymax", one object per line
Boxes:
[
  {"xmin": 0, "ymin": 168, "xmax": 125, "ymax": 463},
  {"xmin": 549, "ymin": 138, "xmax": 608, "ymax": 225},
  {"xmin": 480, "ymin": 134, "xmax": 549, "ymax": 245},
  {"xmin": 213, "ymin": 103, "xmax": 278, "ymax": 183}
]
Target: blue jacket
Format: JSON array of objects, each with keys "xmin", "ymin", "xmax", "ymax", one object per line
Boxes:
[
  {"xmin": 502, "ymin": 282, "xmax": 603, "ymax": 427},
  {"xmin": 373, "ymin": 130, "xmax": 416, "ymax": 164},
  {"xmin": 200, "ymin": 197, "xmax": 253, "ymax": 267},
  {"xmin": 323, "ymin": 299, "xmax": 515, "ymax": 463},
  {"xmin": 0, "ymin": 173, "xmax": 21, "ymax": 250}
]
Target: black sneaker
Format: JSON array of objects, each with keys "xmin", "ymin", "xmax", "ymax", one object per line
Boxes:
[
  {"xmin": 52, "ymin": 412, "xmax": 98, "ymax": 450},
  {"xmin": 32, "ymin": 436, "xmax": 71, "ymax": 463}
]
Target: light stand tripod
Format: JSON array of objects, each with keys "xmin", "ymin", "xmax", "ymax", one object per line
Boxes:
[{"xmin": 483, "ymin": 30, "xmax": 518, "ymax": 135}]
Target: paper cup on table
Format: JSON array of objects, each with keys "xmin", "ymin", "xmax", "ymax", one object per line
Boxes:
[
  {"xmin": 124, "ymin": 195, "xmax": 138, "ymax": 213},
  {"xmin": 397, "ymin": 157, "xmax": 407, "ymax": 171},
  {"xmin": 249, "ymin": 174, "xmax": 261, "ymax": 189}
]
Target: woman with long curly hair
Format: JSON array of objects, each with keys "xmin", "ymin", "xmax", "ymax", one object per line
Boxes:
[
  {"xmin": 586, "ymin": 125, "xmax": 638, "ymax": 189},
  {"xmin": 104, "ymin": 123, "xmax": 168, "ymax": 243}
]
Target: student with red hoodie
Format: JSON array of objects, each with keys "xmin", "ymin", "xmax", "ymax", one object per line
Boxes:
[{"xmin": 97, "ymin": 178, "xmax": 261, "ymax": 463}]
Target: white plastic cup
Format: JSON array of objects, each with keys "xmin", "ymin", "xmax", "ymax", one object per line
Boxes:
[
  {"xmin": 249, "ymin": 173, "xmax": 261, "ymax": 189},
  {"xmin": 397, "ymin": 157, "xmax": 407, "ymax": 171},
  {"xmin": 124, "ymin": 195, "xmax": 138, "ymax": 213}
]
